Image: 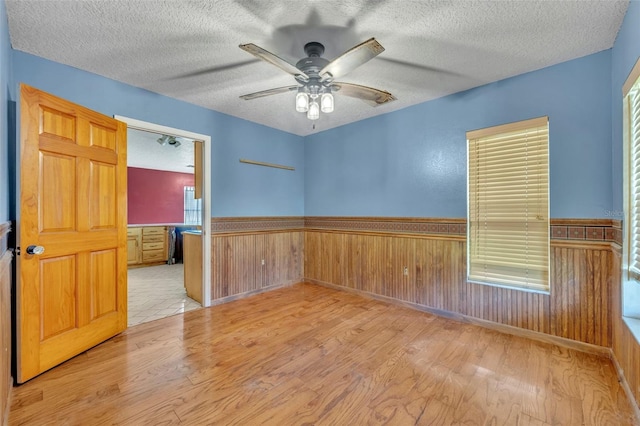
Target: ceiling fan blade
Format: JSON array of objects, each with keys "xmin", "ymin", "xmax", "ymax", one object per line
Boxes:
[
  {"xmin": 239, "ymin": 43, "xmax": 309, "ymax": 81},
  {"xmin": 240, "ymin": 85, "xmax": 299, "ymax": 100},
  {"xmin": 332, "ymin": 82, "xmax": 396, "ymax": 107},
  {"xmin": 320, "ymin": 38, "xmax": 385, "ymax": 82}
]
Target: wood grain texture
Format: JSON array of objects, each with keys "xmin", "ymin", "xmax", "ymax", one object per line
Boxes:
[
  {"xmin": 611, "ymin": 247, "xmax": 640, "ymax": 412},
  {"xmin": 304, "ymin": 230, "xmax": 613, "ymax": 348},
  {"xmin": 215, "ymin": 216, "xmax": 637, "ymax": 414},
  {"xmin": 0, "ymin": 240, "xmax": 13, "ymax": 426},
  {"xmin": 211, "ymin": 231, "xmax": 303, "ymax": 302},
  {"xmin": 183, "ymin": 232, "xmax": 202, "ymax": 303},
  {"xmin": 18, "ymin": 85, "xmax": 128, "ymax": 382},
  {"xmin": 7, "ymin": 284, "xmax": 636, "ymax": 425}
]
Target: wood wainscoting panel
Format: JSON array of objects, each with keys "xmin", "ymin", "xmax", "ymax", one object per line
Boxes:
[
  {"xmin": 0, "ymin": 222, "xmax": 13, "ymax": 425},
  {"xmin": 211, "ymin": 224, "xmax": 304, "ymax": 303},
  {"xmin": 304, "ymin": 227, "xmax": 614, "ymax": 349},
  {"xmin": 209, "ymin": 216, "xmax": 637, "ymax": 413},
  {"xmin": 212, "ymin": 234, "xmax": 257, "ymax": 300},
  {"xmin": 551, "ymin": 245, "xmax": 613, "ymax": 347},
  {"xmin": 611, "ymin": 247, "xmax": 640, "ymax": 410},
  {"xmin": 257, "ymin": 231, "xmax": 304, "ymax": 289},
  {"xmin": 465, "ymin": 282, "xmax": 550, "ymax": 334},
  {"xmin": 415, "ymin": 237, "xmax": 466, "ymax": 313},
  {"xmin": 304, "ymin": 231, "xmax": 344, "ymax": 288}
]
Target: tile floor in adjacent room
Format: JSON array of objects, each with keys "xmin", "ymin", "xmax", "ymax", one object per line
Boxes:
[{"xmin": 127, "ymin": 263, "xmax": 201, "ymax": 327}]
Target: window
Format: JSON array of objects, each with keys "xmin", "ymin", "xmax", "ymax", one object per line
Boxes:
[
  {"xmin": 467, "ymin": 117, "xmax": 550, "ymax": 292},
  {"xmin": 623, "ymin": 58, "xmax": 640, "ymax": 325},
  {"xmin": 184, "ymin": 186, "xmax": 202, "ymax": 225}
]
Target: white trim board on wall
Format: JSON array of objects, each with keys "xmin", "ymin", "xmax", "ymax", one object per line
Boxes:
[{"xmin": 114, "ymin": 115, "xmax": 212, "ymax": 308}]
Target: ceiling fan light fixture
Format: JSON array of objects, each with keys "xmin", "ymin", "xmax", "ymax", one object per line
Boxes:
[
  {"xmin": 238, "ymin": 38, "xmax": 395, "ymax": 122},
  {"xmin": 321, "ymin": 92, "xmax": 334, "ymax": 113},
  {"xmin": 308, "ymin": 82, "xmax": 320, "ymax": 100},
  {"xmin": 307, "ymin": 101, "xmax": 320, "ymax": 120},
  {"xmin": 295, "ymin": 91, "xmax": 309, "ymax": 112},
  {"xmin": 157, "ymin": 134, "xmax": 181, "ymax": 148}
]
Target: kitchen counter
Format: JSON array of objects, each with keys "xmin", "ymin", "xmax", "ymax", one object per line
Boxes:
[{"xmin": 183, "ymin": 231, "xmax": 203, "ymax": 304}]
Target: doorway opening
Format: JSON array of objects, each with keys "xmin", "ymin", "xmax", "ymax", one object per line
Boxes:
[{"xmin": 115, "ymin": 116, "xmax": 212, "ymax": 327}]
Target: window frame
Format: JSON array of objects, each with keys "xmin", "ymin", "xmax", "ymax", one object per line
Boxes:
[
  {"xmin": 466, "ymin": 116, "xmax": 550, "ymax": 293},
  {"xmin": 621, "ymin": 57, "xmax": 640, "ymax": 342},
  {"xmin": 183, "ymin": 185, "xmax": 202, "ymax": 226},
  {"xmin": 624, "ymin": 58, "xmax": 640, "ymax": 280}
]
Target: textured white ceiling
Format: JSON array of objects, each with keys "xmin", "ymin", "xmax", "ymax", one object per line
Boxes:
[
  {"xmin": 127, "ymin": 128, "xmax": 195, "ymax": 174},
  {"xmin": 5, "ymin": 0, "xmax": 629, "ymax": 136}
]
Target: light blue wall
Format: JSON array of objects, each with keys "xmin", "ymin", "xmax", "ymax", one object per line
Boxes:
[
  {"xmin": 612, "ymin": 1, "xmax": 640, "ymax": 214},
  {"xmin": 6, "ymin": 6, "xmax": 633, "ymax": 220},
  {"xmin": 10, "ymin": 51, "xmax": 305, "ymax": 217},
  {"xmin": 0, "ymin": 1, "xmax": 12, "ymax": 222},
  {"xmin": 305, "ymin": 51, "xmax": 613, "ymax": 218}
]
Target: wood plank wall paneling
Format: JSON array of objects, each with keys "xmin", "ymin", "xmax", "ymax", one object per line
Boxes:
[
  {"xmin": 611, "ymin": 247, "xmax": 640, "ymax": 409},
  {"xmin": 211, "ymin": 216, "xmax": 640, "ymax": 411},
  {"xmin": 304, "ymin": 230, "xmax": 614, "ymax": 347},
  {"xmin": 0, "ymin": 222, "xmax": 13, "ymax": 425},
  {"xmin": 415, "ymin": 238, "xmax": 466, "ymax": 313},
  {"xmin": 212, "ymin": 234, "xmax": 256, "ymax": 300},
  {"xmin": 211, "ymin": 227, "xmax": 303, "ymax": 302},
  {"xmin": 550, "ymin": 245, "xmax": 612, "ymax": 347}
]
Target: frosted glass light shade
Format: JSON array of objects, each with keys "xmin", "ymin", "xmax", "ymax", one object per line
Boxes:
[
  {"xmin": 321, "ymin": 93, "xmax": 334, "ymax": 113},
  {"xmin": 307, "ymin": 101, "xmax": 320, "ymax": 120},
  {"xmin": 295, "ymin": 92, "xmax": 309, "ymax": 112}
]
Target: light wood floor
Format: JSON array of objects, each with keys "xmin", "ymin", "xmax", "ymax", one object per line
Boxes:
[{"xmin": 8, "ymin": 283, "xmax": 637, "ymax": 425}]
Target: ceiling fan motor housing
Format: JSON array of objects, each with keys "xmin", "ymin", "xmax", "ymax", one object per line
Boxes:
[{"xmin": 296, "ymin": 43, "xmax": 330, "ymax": 85}]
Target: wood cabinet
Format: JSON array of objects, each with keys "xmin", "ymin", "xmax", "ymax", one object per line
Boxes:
[
  {"xmin": 127, "ymin": 228, "xmax": 142, "ymax": 265},
  {"xmin": 183, "ymin": 232, "xmax": 202, "ymax": 303},
  {"xmin": 127, "ymin": 226, "xmax": 168, "ymax": 266},
  {"xmin": 142, "ymin": 226, "xmax": 167, "ymax": 263}
]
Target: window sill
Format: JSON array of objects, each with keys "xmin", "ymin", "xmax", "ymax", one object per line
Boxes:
[
  {"xmin": 623, "ymin": 316, "xmax": 640, "ymax": 345},
  {"xmin": 623, "ymin": 279, "xmax": 640, "ymax": 344}
]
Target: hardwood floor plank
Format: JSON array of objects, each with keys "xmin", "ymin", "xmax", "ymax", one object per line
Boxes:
[{"xmin": 8, "ymin": 283, "xmax": 637, "ymax": 425}]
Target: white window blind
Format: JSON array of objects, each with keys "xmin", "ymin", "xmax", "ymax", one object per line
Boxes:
[
  {"xmin": 467, "ymin": 117, "xmax": 550, "ymax": 292},
  {"xmin": 627, "ymin": 81, "xmax": 640, "ymax": 280},
  {"xmin": 184, "ymin": 186, "xmax": 202, "ymax": 225}
]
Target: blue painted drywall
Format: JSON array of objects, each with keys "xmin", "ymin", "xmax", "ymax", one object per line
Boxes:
[
  {"xmin": 305, "ymin": 51, "xmax": 613, "ymax": 218},
  {"xmin": 10, "ymin": 51, "xmax": 305, "ymax": 217},
  {"xmin": 612, "ymin": 1, "xmax": 640, "ymax": 215},
  {"xmin": 7, "ymin": 7, "xmax": 630, "ymax": 220},
  {"xmin": 0, "ymin": 1, "xmax": 11, "ymax": 222}
]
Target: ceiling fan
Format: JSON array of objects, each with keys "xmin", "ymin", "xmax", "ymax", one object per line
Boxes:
[{"xmin": 238, "ymin": 37, "xmax": 396, "ymax": 120}]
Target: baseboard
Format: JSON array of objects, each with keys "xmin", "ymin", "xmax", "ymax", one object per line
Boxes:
[
  {"xmin": 306, "ymin": 278, "xmax": 611, "ymax": 358},
  {"xmin": 610, "ymin": 349, "xmax": 640, "ymax": 424},
  {"xmin": 209, "ymin": 279, "xmax": 302, "ymax": 306}
]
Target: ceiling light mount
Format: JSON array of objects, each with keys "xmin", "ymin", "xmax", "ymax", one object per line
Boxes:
[
  {"xmin": 157, "ymin": 135, "xmax": 181, "ymax": 148},
  {"xmin": 304, "ymin": 42, "xmax": 325, "ymax": 58}
]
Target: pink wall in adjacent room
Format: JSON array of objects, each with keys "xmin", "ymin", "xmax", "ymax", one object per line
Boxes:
[{"xmin": 128, "ymin": 167, "xmax": 194, "ymax": 224}]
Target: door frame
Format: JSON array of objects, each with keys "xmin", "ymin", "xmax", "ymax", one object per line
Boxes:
[{"xmin": 115, "ymin": 115, "xmax": 212, "ymax": 308}]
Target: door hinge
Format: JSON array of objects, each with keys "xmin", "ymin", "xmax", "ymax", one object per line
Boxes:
[{"xmin": 15, "ymin": 246, "xmax": 20, "ymax": 256}]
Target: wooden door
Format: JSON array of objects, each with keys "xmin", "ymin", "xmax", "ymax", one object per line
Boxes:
[{"xmin": 17, "ymin": 85, "xmax": 128, "ymax": 382}]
